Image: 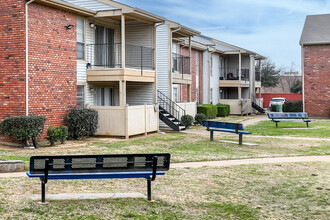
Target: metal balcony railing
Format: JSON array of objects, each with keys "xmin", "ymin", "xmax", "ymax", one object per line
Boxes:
[
  {"xmin": 86, "ymin": 43, "xmax": 154, "ymax": 72},
  {"xmin": 172, "ymin": 53, "xmax": 190, "ymax": 76},
  {"xmin": 219, "ymin": 68, "xmax": 250, "ymax": 82}
]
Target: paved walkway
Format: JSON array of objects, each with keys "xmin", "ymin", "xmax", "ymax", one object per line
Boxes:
[
  {"xmin": 171, "ymin": 155, "xmax": 330, "ymax": 168},
  {"xmin": 1, "ymin": 155, "xmax": 329, "ymax": 178}
]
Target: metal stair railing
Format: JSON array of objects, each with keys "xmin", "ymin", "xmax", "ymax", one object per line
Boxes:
[
  {"xmin": 252, "ymin": 101, "xmax": 265, "ymax": 113},
  {"xmin": 157, "ymin": 90, "xmax": 186, "ymax": 122}
]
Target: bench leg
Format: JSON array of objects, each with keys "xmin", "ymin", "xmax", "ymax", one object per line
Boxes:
[
  {"xmin": 210, "ymin": 131, "xmax": 214, "ymax": 141},
  {"xmin": 239, "ymin": 134, "xmax": 243, "ymax": 145},
  {"xmin": 306, "ymin": 122, "xmax": 309, "ymax": 128},
  {"xmin": 147, "ymin": 179, "xmax": 152, "ymax": 201},
  {"xmin": 41, "ymin": 178, "xmax": 46, "ymax": 203},
  {"xmin": 276, "ymin": 122, "xmax": 278, "ymax": 128}
]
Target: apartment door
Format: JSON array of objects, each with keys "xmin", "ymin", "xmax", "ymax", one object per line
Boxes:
[
  {"xmin": 94, "ymin": 88, "xmax": 114, "ymax": 106},
  {"xmin": 95, "ymin": 26, "xmax": 115, "ymax": 67}
]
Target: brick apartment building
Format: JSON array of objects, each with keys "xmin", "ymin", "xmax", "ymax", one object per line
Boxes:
[
  {"xmin": 300, "ymin": 14, "xmax": 330, "ymax": 118},
  {"xmin": 0, "ymin": 0, "xmax": 78, "ymax": 132}
]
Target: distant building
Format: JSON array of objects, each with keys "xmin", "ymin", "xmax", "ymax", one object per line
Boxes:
[
  {"xmin": 300, "ymin": 14, "xmax": 330, "ymax": 118},
  {"xmin": 262, "ymin": 72, "xmax": 302, "ymax": 93}
]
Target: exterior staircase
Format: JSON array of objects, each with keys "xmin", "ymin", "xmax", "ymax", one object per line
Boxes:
[
  {"xmin": 252, "ymin": 101, "xmax": 265, "ymax": 114},
  {"xmin": 157, "ymin": 90, "xmax": 186, "ymax": 131}
]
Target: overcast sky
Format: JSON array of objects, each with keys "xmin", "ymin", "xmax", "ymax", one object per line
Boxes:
[{"xmin": 118, "ymin": 0, "xmax": 330, "ymax": 72}]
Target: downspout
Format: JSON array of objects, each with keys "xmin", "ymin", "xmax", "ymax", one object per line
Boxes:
[{"xmin": 25, "ymin": 0, "xmax": 35, "ymax": 116}]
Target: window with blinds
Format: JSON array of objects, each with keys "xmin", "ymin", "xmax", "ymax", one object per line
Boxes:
[
  {"xmin": 94, "ymin": 88, "xmax": 114, "ymax": 106},
  {"xmin": 76, "ymin": 86, "xmax": 85, "ymax": 109}
]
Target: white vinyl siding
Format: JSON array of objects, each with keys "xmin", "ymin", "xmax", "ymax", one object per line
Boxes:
[
  {"xmin": 156, "ymin": 24, "xmax": 169, "ymax": 97},
  {"xmin": 126, "ymin": 82, "xmax": 154, "ymax": 105},
  {"xmin": 125, "ymin": 21, "xmax": 153, "ymax": 48}
]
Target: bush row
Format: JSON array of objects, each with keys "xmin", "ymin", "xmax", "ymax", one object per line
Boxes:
[
  {"xmin": 181, "ymin": 113, "xmax": 207, "ymax": 128},
  {"xmin": 197, "ymin": 104, "xmax": 231, "ymax": 119},
  {"xmin": 282, "ymin": 100, "xmax": 303, "ymax": 112},
  {"xmin": 0, "ymin": 108, "xmax": 99, "ymax": 147}
]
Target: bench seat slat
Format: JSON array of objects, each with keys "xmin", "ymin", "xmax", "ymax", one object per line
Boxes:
[
  {"xmin": 26, "ymin": 171, "xmax": 165, "ymax": 180},
  {"xmin": 272, "ymin": 119, "xmax": 312, "ymax": 122},
  {"xmin": 208, "ymin": 128, "xmax": 252, "ymax": 135}
]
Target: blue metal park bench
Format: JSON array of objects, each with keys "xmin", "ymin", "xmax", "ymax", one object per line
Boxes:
[
  {"xmin": 268, "ymin": 112, "xmax": 312, "ymax": 127},
  {"xmin": 202, "ymin": 121, "xmax": 252, "ymax": 145},
  {"xmin": 26, "ymin": 154, "xmax": 171, "ymax": 203}
]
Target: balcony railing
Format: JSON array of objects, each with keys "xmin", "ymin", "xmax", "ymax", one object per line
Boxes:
[
  {"xmin": 172, "ymin": 53, "xmax": 190, "ymax": 76},
  {"xmin": 86, "ymin": 43, "xmax": 154, "ymax": 71},
  {"xmin": 219, "ymin": 68, "xmax": 250, "ymax": 82}
]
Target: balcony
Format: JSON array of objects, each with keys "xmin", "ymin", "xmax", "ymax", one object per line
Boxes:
[
  {"xmin": 86, "ymin": 43, "xmax": 155, "ymax": 82},
  {"xmin": 172, "ymin": 53, "xmax": 192, "ymax": 84},
  {"xmin": 219, "ymin": 68, "xmax": 250, "ymax": 87}
]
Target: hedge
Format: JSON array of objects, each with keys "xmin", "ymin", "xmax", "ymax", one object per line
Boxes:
[
  {"xmin": 0, "ymin": 115, "xmax": 46, "ymax": 148},
  {"xmin": 197, "ymin": 104, "xmax": 217, "ymax": 119},
  {"xmin": 217, "ymin": 104, "xmax": 230, "ymax": 116},
  {"xmin": 282, "ymin": 100, "xmax": 303, "ymax": 112}
]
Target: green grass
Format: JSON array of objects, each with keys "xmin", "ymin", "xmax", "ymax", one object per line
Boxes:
[
  {"xmin": 246, "ymin": 119, "xmax": 330, "ymax": 138},
  {"xmin": 0, "ymin": 162, "xmax": 328, "ymax": 219},
  {"xmin": 1, "ymin": 132, "xmax": 329, "ymax": 164}
]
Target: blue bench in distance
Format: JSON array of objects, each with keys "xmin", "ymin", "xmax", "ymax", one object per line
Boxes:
[
  {"xmin": 26, "ymin": 154, "xmax": 170, "ymax": 203},
  {"xmin": 202, "ymin": 121, "xmax": 252, "ymax": 145},
  {"xmin": 268, "ymin": 112, "xmax": 312, "ymax": 127}
]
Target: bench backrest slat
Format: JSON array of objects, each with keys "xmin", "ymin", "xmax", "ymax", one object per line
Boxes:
[
  {"xmin": 29, "ymin": 154, "xmax": 171, "ymax": 174},
  {"xmin": 202, "ymin": 121, "xmax": 244, "ymax": 130},
  {"xmin": 268, "ymin": 112, "xmax": 309, "ymax": 119}
]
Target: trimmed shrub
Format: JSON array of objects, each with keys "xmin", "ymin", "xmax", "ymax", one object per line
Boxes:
[
  {"xmin": 194, "ymin": 113, "xmax": 207, "ymax": 125},
  {"xmin": 181, "ymin": 115, "xmax": 194, "ymax": 128},
  {"xmin": 46, "ymin": 125, "xmax": 68, "ymax": 146},
  {"xmin": 283, "ymin": 100, "xmax": 303, "ymax": 112},
  {"xmin": 0, "ymin": 115, "xmax": 46, "ymax": 148},
  {"xmin": 46, "ymin": 126, "xmax": 58, "ymax": 146},
  {"xmin": 65, "ymin": 108, "xmax": 99, "ymax": 140},
  {"xmin": 197, "ymin": 104, "xmax": 218, "ymax": 119},
  {"xmin": 216, "ymin": 104, "xmax": 230, "ymax": 117},
  {"xmin": 56, "ymin": 125, "xmax": 68, "ymax": 144}
]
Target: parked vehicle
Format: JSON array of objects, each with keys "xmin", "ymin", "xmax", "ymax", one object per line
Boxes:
[{"xmin": 269, "ymin": 97, "xmax": 286, "ymax": 108}]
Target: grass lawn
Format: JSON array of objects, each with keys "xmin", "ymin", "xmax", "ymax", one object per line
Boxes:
[
  {"xmin": 0, "ymin": 162, "xmax": 329, "ymax": 219},
  {"xmin": 0, "ymin": 131, "xmax": 329, "ymax": 169},
  {"xmin": 246, "ymin": 119, "xmax": 330, "ymax": 138}
]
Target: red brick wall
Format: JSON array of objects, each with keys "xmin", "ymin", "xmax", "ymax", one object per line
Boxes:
[
  {"xmin": 180, "ymin": 48, "xmax": 203, "ymax": 103},
  {"xmin": 28, "ymin": 3, "xmax": 77, "ymax": 128},
  {"xmin": 0, "ymin": 2, "xmax": 77, "ymax": 142},
  {"xmin": 256, "ymin": 93, "xmax": 302, "ymax": 108},
  {"xmin": 303, "ymin": 45, "xmax": 330, "ymax": 118},
  {"xmin": 0, "ymin": 0, "xmax": 26, "ymax": 120}
]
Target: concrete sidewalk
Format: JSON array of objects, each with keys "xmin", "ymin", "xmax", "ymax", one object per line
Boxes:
[
  {"xmin": 171, "ymin": 155, "xmax": 330, "ymax": 168},
  {"xmin": 1, "ymin": 155, "xmax": 329, "ymax": 178}
]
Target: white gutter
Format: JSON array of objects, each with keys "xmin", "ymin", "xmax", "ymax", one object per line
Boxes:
[{"xmin": 25, "ymin": 0, "xmax": 35, "ymax": 116}]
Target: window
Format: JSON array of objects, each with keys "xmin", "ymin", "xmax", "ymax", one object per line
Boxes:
[
  {"xmin": 172, "ymin": 85, "xmax": 180, "ymax": 103},
  {"xmin": 77, "ymin": 18, "xmax": 85, "ymax": 59},
  {"xmin": 76, "ymin": 86, "xmax": 85, "ymax": 109},
  {"xmin": 94, "ymin": 88, "xmax": 114, "ymax": 106}
]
